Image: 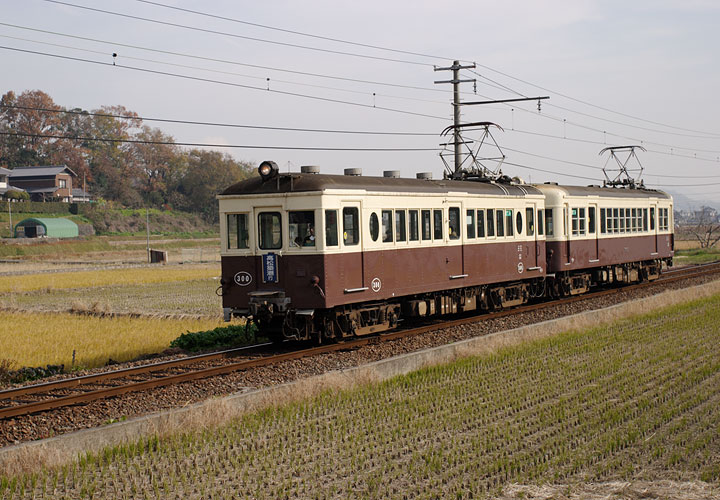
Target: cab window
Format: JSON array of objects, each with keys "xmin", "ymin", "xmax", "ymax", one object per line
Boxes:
[
  {"xmin": 227, "ymin": 213, "xmax": 249, "ymax": 250},
  {"xmin": 289, "ymin": 210, "xmax": 315, "ymax": 247},
  {"xmin": 258, "ymin": 212, "xmax": 282, "ymax": 250}
]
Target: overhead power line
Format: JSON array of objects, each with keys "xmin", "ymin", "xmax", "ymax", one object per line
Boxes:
[
  {"xmin": 41, "ymin": 0, "xmax": 433, "ymax": 67},
  {"xmin": 0, "ymin": 131, "xmax": 439, "ymax": 152},
  {"xmin": 0, "ymin": 45, "xmax": 450, "ymax": 122},
  {"xmin": 124, "ymin": 0, "xmax": 720, "ymax": 137},
  {"xmin": 0, "ymin": 104, "xmax": 437, "ymax": 136}
]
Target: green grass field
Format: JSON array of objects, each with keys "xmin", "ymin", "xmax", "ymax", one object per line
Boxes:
[{"xmin": 3, "ymin": 292, "xmax": 719, "ymax": 498}]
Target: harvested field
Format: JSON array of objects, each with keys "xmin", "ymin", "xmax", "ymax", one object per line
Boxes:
[
  {"xmin": 0, "ymin": 264, "xmax": 218, "ymax": 294},
  {"xmin": 2, "ymin": 293, "xmax": 719, "ymax": 498},
  {"xmin": 0, "ymin": 311, "xmax": 229, "ymax": 369},
  {"xmin": 1, "ymin": 279, "xmax": 220, "ymax": 317}
]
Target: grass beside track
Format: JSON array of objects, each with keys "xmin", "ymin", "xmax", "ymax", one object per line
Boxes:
[
  {"xmin": 3, "ymin": 293, "xmax": 720, "ymax": 498},
  {"xmin": 0, "ymin": 311, "xmax": 230, "ymax": 370}
]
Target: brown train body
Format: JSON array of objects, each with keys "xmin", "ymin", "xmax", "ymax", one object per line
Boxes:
[{"xmin": 218, "ymin": 166, "xmax": 673, "ymax": 342}]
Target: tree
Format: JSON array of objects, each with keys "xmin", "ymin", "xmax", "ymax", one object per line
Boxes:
[
  {"xmin": 0, "ymin": 90, "xmax": 62, "ymax": 167},
  {"xmin": 170, "ymin": 149, "xmax": 252, "ymax": 221},
  {"xmin": 687, "ymin": 206, "xmax": 720, "ymax": 248}
]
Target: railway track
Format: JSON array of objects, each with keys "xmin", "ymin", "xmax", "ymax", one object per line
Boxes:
[{"xmin": 2, "ymin": 260, "xmax": 719, "ymax": 421}]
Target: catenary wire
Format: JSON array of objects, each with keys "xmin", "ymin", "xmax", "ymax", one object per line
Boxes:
[
  {"xmin": 0, "ymin": 131, "xmax": 440, "ymax": 151},
  {"xmin": 126, "ymin": 0, "xmax": 720, "ymax": 137},
  {"xmin": 0, "ymin": 45, "xmax": 451, "ymax": 122},
  {"xmin": 40, "ymin": 0, "xmax": 433, "ymax": 67}
]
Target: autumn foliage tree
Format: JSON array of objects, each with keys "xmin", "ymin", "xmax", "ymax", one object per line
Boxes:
[{"xmin": 0, "ymin": 89, "xmax": 252, "ymax": 220}]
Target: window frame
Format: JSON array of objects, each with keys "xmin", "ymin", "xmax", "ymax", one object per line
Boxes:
[{"xmin": 258, "ymin": 211, "xmax": 283, "ymax": 250}]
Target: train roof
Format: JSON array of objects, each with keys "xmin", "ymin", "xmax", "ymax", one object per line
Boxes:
[
  {"xmin": 220, "ymin": 173, "xmax": 543, "ymax": 197},
  {"xmin": 535, "ymin": 183, "xmax": 671, "ymax": 200}
]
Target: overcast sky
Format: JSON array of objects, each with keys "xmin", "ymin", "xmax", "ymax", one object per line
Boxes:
[{"xmin": 2, "ymin": 0, "xmax": 720, "ymax": 208}]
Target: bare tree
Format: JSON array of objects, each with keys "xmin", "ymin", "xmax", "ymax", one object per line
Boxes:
[{"xmin": 688, "ymin": 206, "xmax": 720, "ymax": 248}]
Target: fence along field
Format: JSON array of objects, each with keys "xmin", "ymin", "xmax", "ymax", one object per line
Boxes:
[{"xmin": 2, "ymin": 293, "xmax": 719, "ymax": 498}]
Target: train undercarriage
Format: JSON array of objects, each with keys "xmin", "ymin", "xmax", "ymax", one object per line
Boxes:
[{"xmin": 248, "ymin": 258, "xmax": 669, "ymax": 343}]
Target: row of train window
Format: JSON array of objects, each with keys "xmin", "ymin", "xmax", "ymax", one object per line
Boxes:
[
  {"xmin": 598, "ymin": 207, "xmax": 670, "ymax": 234},
  {"xmin": 227, "ymin": 205, "xmax": 671, "ymax": 250},
  {"xmin": 227, "ymin": 207, "xmax": 554, "ymax": 250}
]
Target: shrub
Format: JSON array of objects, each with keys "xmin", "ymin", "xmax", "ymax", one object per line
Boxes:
[{"xmin": 170, "ymin": 324, "xmax": 256, "ymax": 352}]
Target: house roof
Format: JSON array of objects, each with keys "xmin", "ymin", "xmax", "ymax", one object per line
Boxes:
[
  {"xmin": 0, "ymin": 167, "xmax": 11, "ymax": 176},
  {"xmin": 22, "ymin": 186, "xmax": 60, "ymax": 194},
  {"xmin": 9, "ymin": 165, "xmax": 77, "ymax": 178},
  {"xmin": 72, "ymin": 188, "xmax": 91, "ymax": 197}
]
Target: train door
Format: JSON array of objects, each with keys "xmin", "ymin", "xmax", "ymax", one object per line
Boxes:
[
  {"xmin": 340, "ymin": 201, "xmax": 365, "ymax": 291},
  {"xmin": 447, "ymin": 205, "xmax": 465, "ymax": 281},
  {"xmin": 564, "ymin": 203, "xmax": 571, "ymax": 265},
  {"xmin": 650, "ymin": 204, "xmax": 658, "ymax": 254},
  {"xmin": 526, "ymin": 203, "xmax": 540, "ymax": 270},
  {"xmin": 254, "ymin": 207, "xmax": 284, "ymax": 288},
  {"xmin": 589, "ymin": 204, "xmax": 599, "ymax": 263}
]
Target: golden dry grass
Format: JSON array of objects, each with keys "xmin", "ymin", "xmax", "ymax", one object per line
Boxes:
[
  {"xmin": 0, "ymin": 311, "xmax": 229, "ymax": 369},
  {"xmin": 0, "ymin": 264, "xmax": 219, "ymax": 293}
]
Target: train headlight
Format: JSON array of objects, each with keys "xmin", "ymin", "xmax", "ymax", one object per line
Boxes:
[{"xmin": 258, "ymin": 160, "xmax": 279, "ymax": 181}]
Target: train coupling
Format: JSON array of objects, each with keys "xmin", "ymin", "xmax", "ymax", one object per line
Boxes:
[{"xmin": 248, "ymin": 290, "xmax": 292, "ymax": 320}]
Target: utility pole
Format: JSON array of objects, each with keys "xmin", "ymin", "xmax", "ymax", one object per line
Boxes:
[{"xmin": 434, "ymin": 60, "xmax": 476, "ymax": 174}]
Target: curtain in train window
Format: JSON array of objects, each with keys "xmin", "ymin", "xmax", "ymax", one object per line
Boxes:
[
  {"xmin": 395, "ymin": 210, "xmax": 407, "ymax": 242},
  {"xmin": 409, "ymin": 210, "xmax": 419, "ymax": 241},
  {"xmin": 421, "ymin": 210, "xmax": 431, "ymax": 240},
  {"xmin": 433, "ymin": 209, "xmax": 443, "ymax": 240}
]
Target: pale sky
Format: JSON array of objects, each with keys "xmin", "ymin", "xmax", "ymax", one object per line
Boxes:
[{"xmin": 2, "ymin": 0, "xmax": 720, "ymax": 209}]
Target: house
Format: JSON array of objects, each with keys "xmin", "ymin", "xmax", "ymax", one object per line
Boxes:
[
  {"xmin": 71, "ymin": 187, "xmax": 92, "ymax": 202},
  {"xmin": 8, "ymin": 165, "xmax": 77, "ymax": 202},
  {"xmin": 0, "ymin": 167, "xmax": 12, "ymax": 196}
]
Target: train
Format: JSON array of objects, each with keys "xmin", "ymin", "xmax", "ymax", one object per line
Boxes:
[{"xmin": 217, "ymin": 161, "xmax": 674, "ymax": 342}]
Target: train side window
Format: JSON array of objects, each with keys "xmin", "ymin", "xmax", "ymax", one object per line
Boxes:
[
  {"xmin": 409, "ymin": 210, "xmax": 419, "ymax": 241},
  {"xmin": 563, "ymin": 208, "xmax": 568, "ymax": 236},
  {"xmin": 650, "ymin": 207, "xmax": 655, "ymax": 230},
  {"xmin": 571, "ymin": 208, "xmax": 579, "ymax": 236},
  {"xmin": 382, "ymin": 210, "xmax": 393, "ymax": 243},
  {"xmin": 588, "ymin": 207, "xmax": 595, "ymax": 234},
  {"xmin": 613, "ymin": 208, "xmax": 619, "ymax": 233},
  {"xmin": 600, "ymin": 208, "xmax": 606, "ymax": 234},
  {"xmin": 486, "ymin": 209, "xmax": 495, "ymax": 237},
  {"xmin": 369, "ymin": 212, "xmax": 379, "ymax": 242},
  {"xmin": 421, "ymin": 210, "xmax": 432, "ymax": 240},
  {"xmin": 643, "ymin": 208, "xmax": 648, "ymax": 231},
  {"xmin": 618, "ymin": 208, "xmax": 625, "ymax": 233},
  {"xmin": 545, "ymin": 209, "xmax": 554, "ymax": 236},
  {"xmin": 496, "ymin": 209, "xmax": 505, "ymax": 237},
  {"xmin": 506, "ymin": 210, "xmax": 514, "ymax": 237},
  {"xmin": 525, "ymin": 208, "xmax": 534, "ymax": 236},
  {"xmin": 227, "ymin": 213, "xmax": 250, "ymax": 250},
  {"xmin": 477, "ymin": 210, "xmax": 485, "ymax": 237},
  {"xmin": 258, "ymin": 212, "xmax": 282, "ymax": 250},
  {"xmin": 631, "ymin": 208, "xmax": 637, "ymax": 232},
  {"xmin": 625, "ymin": 209, "xmax": 631, "ymax": 233},
  {"xmin": 637, "ymin": 209, "xmax": 643, "ymax": 232},
  {"xmin": 325, "ymin": 210, "xmax": 338, "ymax": 247},
  {"xmin": 342, "ymin": 207, "xmax": 359, "ymax": 246},
  {"xmin": 448, "ymin": 207, "xmax": 460, "ymax": 240},
  {"xmin": 433, "ymin": 209, "xmax": 443, "ymax": 240},
  {"xmin": 289, "ymin": 211, "xmax": 316, "ymax": 248},
  {"xmin": 395, "ymin": 210, "xmax": 407, "ymax": 242},
  {"xmin": 466, "ymin": 210, "xmax": 476, "ymax": 239},
  {"xmin": 537, "ymin": 209, "xmax": 544, "ymax": 236}
]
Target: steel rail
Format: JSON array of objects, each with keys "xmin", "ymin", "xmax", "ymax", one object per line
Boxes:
[{"xmin": 1, "ymin": 261, "xmax": 718, "ymax": 420}]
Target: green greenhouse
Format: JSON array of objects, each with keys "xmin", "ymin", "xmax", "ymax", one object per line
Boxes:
[{"xmin": 14, "ymin": 217, "xmax": 79, "ymax": 238}]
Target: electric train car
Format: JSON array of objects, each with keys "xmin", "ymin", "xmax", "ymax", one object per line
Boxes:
[
  {"xmin": 218, "ymin": 161, "xmax": 673, "ymax": 342},
  {"xmin": 536, "ymin": 183, "xmax": 674, "ymax": 295},
  {"xmin": 218, "ymin": 162, "xmax": 548, "ymax": 342}
]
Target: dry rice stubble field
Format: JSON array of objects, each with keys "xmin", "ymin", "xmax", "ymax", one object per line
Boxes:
[{"xmin": 2, "ymin": 294, "xmax": 720, "ymax": 499}]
